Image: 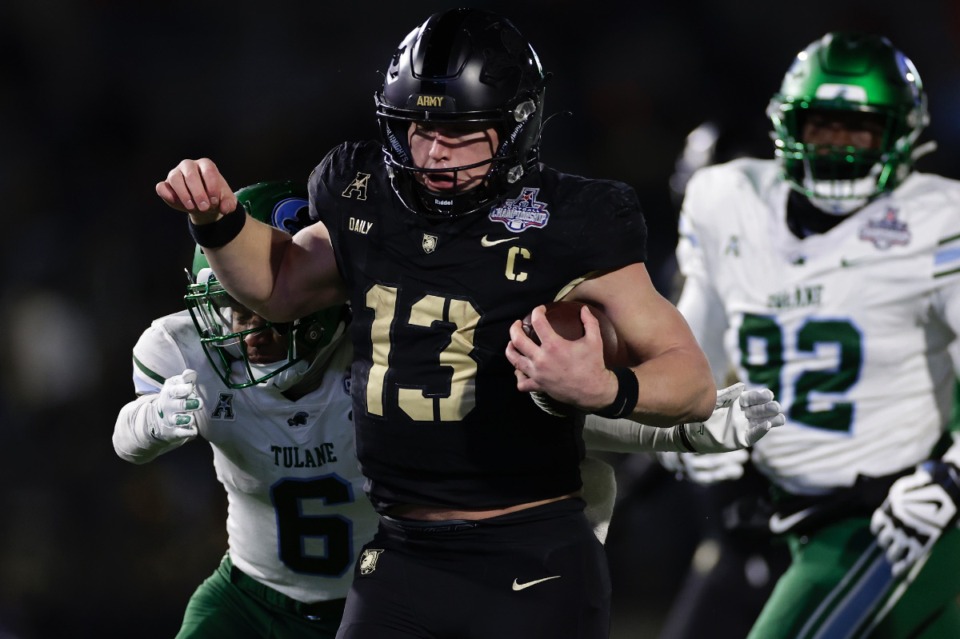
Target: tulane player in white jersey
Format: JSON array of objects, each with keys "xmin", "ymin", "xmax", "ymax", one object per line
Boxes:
[
  {"xmin": 671, "ymin": 32, "xmax": 960, "ymax": 638},
  {"xmin": 113, "ymin": 182, "xmax": 378, "ymax": 638}
]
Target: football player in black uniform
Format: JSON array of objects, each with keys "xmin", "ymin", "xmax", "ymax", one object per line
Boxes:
[{"xmin": 156, "ymin": 8, "xmax": 716, "ymax": 638}]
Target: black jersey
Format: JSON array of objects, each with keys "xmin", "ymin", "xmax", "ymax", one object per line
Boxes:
[{"xmin": 309, "ymin": 140, "xmax": 647, "ymax": 509}]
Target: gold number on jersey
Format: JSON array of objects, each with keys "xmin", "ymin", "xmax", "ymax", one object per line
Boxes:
[
  {"xmin": 365, "ymin": 284, "xmax": 480, "ymax": 421},
  {"xmin": 364, "ymin": 284, "xmax": 397, "ymax": 417}
]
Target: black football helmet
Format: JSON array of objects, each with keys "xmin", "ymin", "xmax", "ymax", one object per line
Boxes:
[
  {"xmin": 184, "ymin": 181, "xmax": 348, "ymax": 389},
  {"xmin": 767, "ymin": 32, "xmax": 929, "ymax": 215},
  {"xmin": 375, "ymin": 8, "xmax": 547, "ymax": 218}
]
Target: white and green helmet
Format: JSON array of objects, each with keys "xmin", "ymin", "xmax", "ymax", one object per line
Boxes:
[
  {"xmin": 184, "ymin": 180, "xmax": 348, "ymax": 389},
  {"xmin": 767, "ymin": 32, "xmax": 929, "ymax": 214}
]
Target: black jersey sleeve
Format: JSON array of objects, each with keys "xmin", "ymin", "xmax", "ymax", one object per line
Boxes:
[
  {"xmin": 538, "ymin": 168, "xmax": 648, "ymax": 275},
  {"xmin": 308, "ymin": 143, "xmax": 348, "ymax": 227},
  {"xmin": 307, "ymin": 141, "xmax": 385, "ymax": 288}
]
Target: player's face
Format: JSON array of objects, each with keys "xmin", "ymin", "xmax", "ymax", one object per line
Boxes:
[
  {"xmin": 231, "ymin": 306, "xmax": 288, "ymax": 364},
  {"xmin": 801, "ymin": 110, "xmax": 885, "ymax": 151},
  {"xmin": 407, "ymin": 122, "xmax": 499, "ymax": 192}
]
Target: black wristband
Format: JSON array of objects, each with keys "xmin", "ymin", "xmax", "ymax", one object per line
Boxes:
[
  {"xmin": 188, "ymin": 204, "xmax": 247, "ymax": 248},
  {"xmin": 593, "ymin": 367, "xmax": 639, "ymax": 419}
]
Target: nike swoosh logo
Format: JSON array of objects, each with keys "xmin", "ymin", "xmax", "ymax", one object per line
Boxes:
[
  {"xmin": 512, "ymin": 576, "xmax": 561, "ymax": 591},
  {"xmin": 768, "ymin": 507, "xmax": 816, "ymax": 534},
  {"xmin": 840, "ymin": 257, "xmax": 872, "ymax": 268},
  {"xmin": 481, "ymin": 235, "xmax": 518, "ymax": 248}
]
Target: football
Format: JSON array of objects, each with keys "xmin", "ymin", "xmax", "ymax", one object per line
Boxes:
[{"xmin": 520, "ymin": 300, "xmax": 624, "ymax": 367}]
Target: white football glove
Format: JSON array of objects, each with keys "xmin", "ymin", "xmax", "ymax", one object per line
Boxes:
[
  {"xmin": 655, "ymin": 383, "xmax": 783, "ymax": 484},
  {"xmin": 147, "ymin": 369, "xmax": 203, "ymax": 443},
  {"xmin": 870, "ymin": 459, "xmax": 960, "ymax": 577},
  {"xmin": 683, "ymin": 382, "xmax": 784, "ymax": 452},
  {"xmin": 583, "ymin": 383, "xmax": 783, "ymax": 457}
]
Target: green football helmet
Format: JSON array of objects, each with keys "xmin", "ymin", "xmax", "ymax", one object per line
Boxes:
[
  {"xmin": 767, "ymin": 32, "xmax": 929, "ymax": 214},
  {"xmin": 184, "ymin": 180, "xmax": 349, "ymax": 389}
]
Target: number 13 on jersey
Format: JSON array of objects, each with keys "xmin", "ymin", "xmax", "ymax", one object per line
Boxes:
[{"xmin": 364, "ymin": 284, "xmax": 481, "ymax": 421}]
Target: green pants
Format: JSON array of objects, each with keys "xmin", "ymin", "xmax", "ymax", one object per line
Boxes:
[
  {"xmin": 748, "ymin": 517, "xmax": 960, "ymax": 639},
  {"xmin": 175, "ymin": 554, "xmax": 345, "ymax": 639}
]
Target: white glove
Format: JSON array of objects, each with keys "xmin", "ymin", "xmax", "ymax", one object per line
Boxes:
[
  {"xmin": 870, "ymin": 460, "xmax": 960, "ymax": 577},
  {"xmin": 583, "ymin": 383, "xmax": 782, "ymax": 456},
  {"xmin": 147, "ymin": 369, "xmax": 203, "ymax": 443},
  {"xmin": 683, "ymin": 382, "xmax": 784, "ymax": 452},
  {"xmin": 657, "ymin": 448, "xmax": 750, "ymax": 483},
  {"xmin": 655, "ymin": 383, "xmax": 781, "ymax": 483}
]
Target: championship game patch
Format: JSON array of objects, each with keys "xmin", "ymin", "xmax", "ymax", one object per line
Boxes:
[
  {"xmin": 489, "ymin": 187, "xmax": 550, "ymax": 232},
  {"xmin": 859, "ymin": 208, "xmax": 911, "ymax": 249}
]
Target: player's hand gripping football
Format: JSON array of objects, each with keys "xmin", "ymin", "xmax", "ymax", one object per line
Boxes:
[
  {"xmin": 156, "ymin": 158, "xmax": 239, "ymax": 223},
  {"xmin": 507, "ymin": 303, "xmax": 612, "ymax": 412},
  {"xmin": 870, "ymin": 458, "xmax": 960, "ymax": 577},
  {"xmin": 657, "ymin": 383, "xmax": 783, "ymax": 483},
  {"xmin": 147, "ymin": 369, "xmax": 203, "ymax": 444}
]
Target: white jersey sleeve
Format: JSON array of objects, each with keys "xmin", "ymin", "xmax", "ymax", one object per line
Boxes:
[
  {"xmin": 675, "ymin": 264, "xmax": 731, "ymax": 384},
  {"xmin": 130, "ymin": 318, "xmax": 192, "ymax": 394},
  {"xmin": 112, "ymin": 313, "xmax": 198, "ymax": 463},
  {"xmin": 679, "ymin": 161, "xmax": 960, "ymax": 495}
]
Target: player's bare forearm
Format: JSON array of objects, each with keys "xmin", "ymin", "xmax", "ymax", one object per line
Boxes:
[
  {"xmin": 567, "ymin": 262, "xmax": 716, "ymax": 425},
  {"xmin": 157, "ymin": 158, "xmax": 346, "ymax": 322},
  {"xmin": 627, "ymin": 345, "xmax": 715, "ymax": 426},
  {"xmin": 207, "ymin": 221, "xmax": 347, "ymax": 323},
  {"xmin": 204, "ymin": 218, "xmax": 291, "ymax": 318}
]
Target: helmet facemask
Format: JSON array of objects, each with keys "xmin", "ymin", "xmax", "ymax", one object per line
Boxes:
[
  {"xmin": 768, "ymin": 32, "xmax": 929, "ymax": 216},
  {"xmin": 377, "ymin": 100, "xmax": 543, "ymax": 218},
  {"xmin": 185, "ymin": 269, "xmax": 345, "ymax": 390}
]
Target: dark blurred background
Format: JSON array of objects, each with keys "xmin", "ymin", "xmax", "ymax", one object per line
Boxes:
[{"xmin": 2, "ymin": 1, "xmax": 959, "ymax": 637}]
